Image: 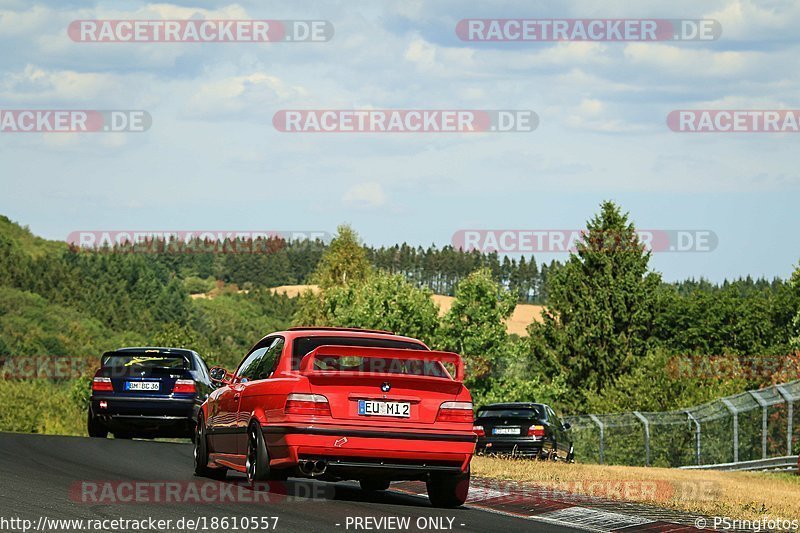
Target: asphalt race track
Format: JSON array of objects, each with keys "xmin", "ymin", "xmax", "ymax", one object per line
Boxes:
[{"xmin": 0, "ymin": 433, "xmax": 582, "ymax": 533}]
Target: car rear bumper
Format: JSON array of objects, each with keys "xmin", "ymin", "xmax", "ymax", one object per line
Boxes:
[
  {"xmin": 263, "ymin": 424, "xmax": 475, "ymax": 476},
  {"xmin": 477, "ymin": 436, "xmax": 550, "ymax": 456},
  {"xmin": 90, "ymin": 395, "xmax": 196, "ymax": 436}
]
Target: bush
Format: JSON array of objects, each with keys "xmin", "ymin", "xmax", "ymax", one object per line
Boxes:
[
  {"xmin": 70, "ymin": 373, "xmax": 93, "ymax": 410},
  {"xmin": 183, "ymin": 276, "xmax": 215, "ymax": 295},
  {"xmin": 0, "ymin": 380, "xmax": 85, "ymax": 436}
]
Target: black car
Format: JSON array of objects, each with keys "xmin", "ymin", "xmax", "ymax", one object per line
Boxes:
[
  {"xmin": 474, "ymin": 402, "xmax": 573, "ymax": 460},
  {"xmin": 88, "ymin": 347, "xmax": 214, "ymax": 439}
]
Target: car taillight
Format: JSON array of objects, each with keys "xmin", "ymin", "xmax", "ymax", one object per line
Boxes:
[
  {"xmin": 437, "ymin": 401, "xmax": 474, "ymax": 423},
  {"xmin": 173, "ymin": 379, "xmax": 196, "ymax": 394},
  {"xmin": 527, "ymin": 425, "xmax": 545, "ymax": 438},
  {"xmin": 285, "ymin": 393, "xmax": 331, "ymax": 416},
  {"xmin": 473, "ymin": 425, "xmax": 485, "ymax": 437},
  {"xmin": 92, "ymin": 376, "xmax": 113, "ymax": 392}
]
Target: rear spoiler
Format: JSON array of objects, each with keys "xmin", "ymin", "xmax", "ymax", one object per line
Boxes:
[{"xmin": 298, "ymin": 345, "xmax": 465, "ymax": 382}]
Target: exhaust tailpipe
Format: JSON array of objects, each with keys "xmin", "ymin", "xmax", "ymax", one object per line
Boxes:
[
  {"xmin": 298, "ymin": 459, "xmax": 327, "ymax": 477},
  {"xmin": 299, "ymin": 460, "xmax": 316, "ymax": 476},
  {"xmin": 312, "ymin": 460, "xmax": 327, "ymax": 475}
]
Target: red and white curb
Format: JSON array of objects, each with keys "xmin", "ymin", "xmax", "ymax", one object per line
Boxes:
[{"xmin": 392, "ymin": 479, "xmax": 712, "ymax": 533}]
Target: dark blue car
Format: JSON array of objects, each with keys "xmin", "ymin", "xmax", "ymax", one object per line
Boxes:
[{"xmin": 88, "ymin": 347, "xmax": 214, "ymax": 439}]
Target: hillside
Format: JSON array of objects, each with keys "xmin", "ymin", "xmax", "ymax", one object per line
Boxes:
[
  {"xmin": 0, "ymin": 215, "xmax": 64, "ymax": 258},
  {"xmin": 0, "ymin": 285, "xmax": 145, "ymax": 357}
]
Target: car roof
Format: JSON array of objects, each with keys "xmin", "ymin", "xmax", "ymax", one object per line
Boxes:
[
  {"xmin": 480, "ymin": 402, "xmax": 547, "ymax": 409},
  {"xmin": 267, "ymin": 328, "xmax": 429, "ymax": 348},
  {"xmin": 288, "ymin": 326, "xmax": 394, "ymax": 335},
  {"xmin": 103, "ymin": 347, "xmax": 198, "ymax": 358}
]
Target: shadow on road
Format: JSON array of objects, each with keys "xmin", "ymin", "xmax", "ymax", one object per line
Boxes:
[{"xmin": 220, "ymin": 473, "xmax": 444, "ymax": 510}]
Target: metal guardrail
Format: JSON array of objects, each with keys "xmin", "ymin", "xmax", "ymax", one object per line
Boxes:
[{"xmin": 679, "ymin": 455, "xmax": 799, "ymax": 472}]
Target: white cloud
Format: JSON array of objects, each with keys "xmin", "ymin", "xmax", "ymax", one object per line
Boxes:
[
  {"xmin": 0, "ymin": 64, "xmax": 129, "ymax": 102},
  {"xmin": 403, "ymin": 36, "xmax": 477, "ymax": 74},
  {"xmin": 342, "ymin": 182, "xmax": 388, "ymax": 209},
  {"xmin": 624, "ymin": 43, "xmax": 751, "ymax": 79},
  {"xmin": 705, "ymin": 0, "xmax": 798, "ymax": 40},
  {"xmin": 181, "ymin": 73, "xmax": 308, "ymax": 121},
  {"xmin": 0, "ymin": 5, "xmax": 52, "ymax": 36},
  {"xmin": 578, "ymin": 98, "xmax": 604, "ymax": 115}
]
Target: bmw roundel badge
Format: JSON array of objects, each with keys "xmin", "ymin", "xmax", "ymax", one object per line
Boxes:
[{"xmin": 380, "ymin": 382, "xmax": 391, "ymax": 393}]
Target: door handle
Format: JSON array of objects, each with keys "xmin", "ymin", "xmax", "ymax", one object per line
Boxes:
[{"xmin": 234, "ymin": 393, "xmax": 240, "ymax": 400}]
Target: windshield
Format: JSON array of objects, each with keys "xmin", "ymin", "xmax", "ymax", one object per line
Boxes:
[
  {"xmin": 291, "ymin": 336, "xmax": 426, "ymax": 370},
  {"xmin": 102, "ymin": 353, "xmax": 189, "ymax": 370},
  {"xmin": 311, "ymin": 355, "xmax": 448, "ymax": 378},
  {"xmin": 477, "ymin": 406, "xmax": 545, "ymax": 420}
]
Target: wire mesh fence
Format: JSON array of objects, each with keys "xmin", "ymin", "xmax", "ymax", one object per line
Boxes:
[{"xmin": 565, "ymin": 380, "xmax": 800, "ymax": 467}]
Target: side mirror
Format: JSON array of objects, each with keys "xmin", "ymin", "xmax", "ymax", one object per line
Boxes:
[
  {"xmin": 209, "ymin": 366, "xmax": 232, "ymax": 385},
  {"xmin": 562, "ymin": 422, "xmax": 571, "ymax": 430}
]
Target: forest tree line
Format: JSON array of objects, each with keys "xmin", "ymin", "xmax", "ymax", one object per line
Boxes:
[{"xmin": 1, "ymin": 205, "xmax": 799, "ymax": 422}]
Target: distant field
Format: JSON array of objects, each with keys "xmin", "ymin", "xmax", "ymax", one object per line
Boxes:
[
  {"xmin": 192, "ymin": 284, "xmax": 544, "ymax": 335},
  {"xmin": 268, "ymin": 285, "xmax": 543, "ymax": 336},
  {"xmin": 269, "ymin": 284, "xmax": 319, "ymax": 298},
  {"xmin": 431, "ymin": 294, "xmax": 543, "ymax": 337}
]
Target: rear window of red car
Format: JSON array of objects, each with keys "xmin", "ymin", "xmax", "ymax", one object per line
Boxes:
[
  {"xmin": 312, "ymin": 355, "xmax": 449, "ymax": 378},
  {"xmin": 291, "ymin": 336, "xmax": 426, "ymax": 371}
]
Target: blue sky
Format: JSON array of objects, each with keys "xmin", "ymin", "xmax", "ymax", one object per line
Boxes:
[{"xmin": 0, "ymin": 0, "xmax": 798, "ymax": 282}]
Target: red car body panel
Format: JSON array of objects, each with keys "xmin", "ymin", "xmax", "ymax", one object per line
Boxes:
[{"xmin": 200, "ymin": 329, "xmax": 475, "ymax": 479}]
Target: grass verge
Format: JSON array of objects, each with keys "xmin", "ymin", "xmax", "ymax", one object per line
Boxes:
[{"xmin": 471, "ymin": 455, "xmax": 800, "ymax": 522}]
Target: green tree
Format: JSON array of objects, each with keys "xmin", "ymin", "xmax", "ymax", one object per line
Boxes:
[
  {"xmin": 437, "ymin": 269, "xmax": 517, "ymax": 395},
  {"xmin": 529, "ymin": 201, "xmax": 661, "ymax": 409},
  {"xmin": 477, "ymin": 366, "xmax": 569, "ymax": 408},
  {"xmin": 152, "ymin": 279, "xmax": 190, "ymax": 326},
  {"xmin": 307, "ymin": 273, "xmax": 440, "ymax": 344},
  {"xmin": 791, "ymin": 264, "xmax": 800, "ymax": 351},
  {"xmin": 294, "ymin": 287, "xmax": 328, "ymax": 328},
  {"xmin": 583, "ymin": 349, "xmax": 747, "ymax": 413},
  {"xmin": 151, "ymin": 322, "xmax": 205, "ymax": 351},
  {"xmin": 313, "ymin": 225, "xmax": 372, "ymax": 289},
  {"xmin": 183, "ymin": 276, "xmax": 215, "ymax": 295},
  {"xmin": 654, "ymin": 280, "xmax": 793, "ymax": 361},
  {"xmin": 295, "ymin": 225, "xmax": 374, "ymax": 326}
]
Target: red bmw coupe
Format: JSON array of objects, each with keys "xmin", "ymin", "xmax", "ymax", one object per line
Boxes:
[{"xmin": 194, "ymin": 327, "xmax": 475, "ymax": 507}]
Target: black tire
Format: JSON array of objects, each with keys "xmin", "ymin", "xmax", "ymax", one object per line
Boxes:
[
  {"xmin": 194, "ymin": 414, "xmax": 227, "ymax": 480},
  {"xmin": 360, "ymin": 479, "xmax": 391, "ymax": 491},
  {"xmin": 426, "ymin": 468, "xmax": 470, "ymax": 508},
  {"xmin": 246, "ymin": 422, "xmax": 271, "ymax": 483},
  {"xmin": 87, "ymin": 410, "xmax": 107, "ymax": 439},
  {"xmin": 544, "ymin": 441, "xmax": 558, "ymax": 461},
  {"xmin": 536, "ymin": 448, "xmax": 548, "ymax": 460}
]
